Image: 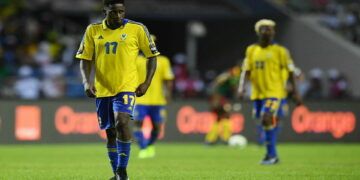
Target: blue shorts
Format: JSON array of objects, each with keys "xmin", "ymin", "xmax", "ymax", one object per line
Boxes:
[
  {"xmin": 252, "ymin": 98, "xmax": 288, "ymax": 119},
  {"xmin": 133, "ymin": 105, "xmax": 166, "ymax": 123},
  {"xmin": 95, "ymin": 92, "xmax": 136, "ymax": 130}
]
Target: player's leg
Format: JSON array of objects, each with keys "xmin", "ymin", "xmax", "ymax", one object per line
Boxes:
[
  {"xmin": 113, "ymin": 92, "xmax": 136, "ymax": 180},
  {"xmin": 260, "ymin": 98, "xmax": 280, "ymax": 165},
  {"xmin": 132, "ymin": 105, "xmax": 148, "ymax": 158},
  {"xmin": 253, "ymin": 100, "xmax": 265, "ymax": 145},
  {"xmin": 95, "ymin": 97, "xmax": 118, "ymax": 178},
  {"xmin": 219, "ymin": 118, "xmax": 232, "ymax": 143},
  {"xmin": 114, "ymin": 112, "xmax": 132, "ymax": 179},
  {"xmin": 205, "ymin": 121, "xmax": 219, "ymax": 145},
  {"xmin": 146, "ymin": 106, "xmax": 165, "ymax": 157},
  {"xmin": 106, "ymin": 128, "xmax": 118, "ymax": 176}
]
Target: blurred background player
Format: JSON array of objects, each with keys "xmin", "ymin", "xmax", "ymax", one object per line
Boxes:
[
  {"xmin": 77, "ymin": 0, "xmax": 159, "ymax": 179},
  {"xmin": 237, "ymin": 19, "xmax": 302, "ymax": 165},
  {"xmin": 205, "ymin": 64, "xmax": 241, "ymax": 145},
  {"xmin": 133, "ymin": 35, "xmax": 174, "ymax": 158}
]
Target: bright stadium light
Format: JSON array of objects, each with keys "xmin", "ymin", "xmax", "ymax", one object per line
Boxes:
[{"xmin": 186, "ymin": 21, "xmax": 207, "ymax": 74}]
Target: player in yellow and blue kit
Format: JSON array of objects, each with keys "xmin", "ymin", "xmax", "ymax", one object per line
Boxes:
[
  {"xmin": 255, "ymin": 69, "xmax": 290, "ymax": 146},
  {"xmin": 76, "ymin": 0, "xmax": 159, "ymax": 179},
  {"xmin": 133, "ymin": 35, "xmax": 174, "ymax": 158},
  {"xmin": 237, "ymin": 19, "xmax": 302, "ymax": 165}
]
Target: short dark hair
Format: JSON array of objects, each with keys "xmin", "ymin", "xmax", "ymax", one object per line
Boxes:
[{"xmin": 103, "ymin": 0, "xmax": 124, "ymax": 6}]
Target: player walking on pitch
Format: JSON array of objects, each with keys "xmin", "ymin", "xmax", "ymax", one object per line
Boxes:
[
  {"xmin": 133, "ymin": 35, "xmax": 174, "ymax": 158},
  {"xmin": 76, "ymin": 0, "xmax": 159, "ymax": 179},
  {"xmin": 237, "ymin": 19, "xmax": 302, "ymax": 165}
]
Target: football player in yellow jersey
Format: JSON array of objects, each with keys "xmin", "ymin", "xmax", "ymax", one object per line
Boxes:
[
  {"xmin": 237, "ymin": 19, "xmax": 302, "ymax": 165},
  {"xmin": 133, "ymin": 36, "xmax": 174, "ymax": 158},
  {"xmin": 76, "ymin": 0, "xmax": 159, "ymax": 179}
]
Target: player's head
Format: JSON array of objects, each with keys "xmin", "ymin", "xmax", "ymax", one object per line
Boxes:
[
  {"xmin": 255, "ymin": 19, "xmax": 276, "ymax": 42},
  {"xmin": 103, "ymin": 0, "xmax": 125, "ymax": 24}
]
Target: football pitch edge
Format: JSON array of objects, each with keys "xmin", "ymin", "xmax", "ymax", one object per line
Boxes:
[{"xmin": 0, "ymin": 143, "xmax": 359, "ymax": 180}]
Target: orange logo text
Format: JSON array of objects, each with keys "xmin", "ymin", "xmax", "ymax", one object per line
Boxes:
[
  {"xmin": 291, "ymin": 106, "xmax": 356, "ymax": 138},
  {"xmin": 176, "ymin": 106, "xmax": 244, "ymax": 134}
]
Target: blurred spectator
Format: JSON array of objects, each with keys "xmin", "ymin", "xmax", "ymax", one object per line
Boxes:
[
  {"xmin": 41, "ymin": 64, "xmax": 66, "ymax": 98},
  {"xmin": 14, "ymin": 65, "xmax": 41, "ymax": 99},
  {"xmin": 305, "ymin": 68, "xmax": 324, "ymax": 99},
  {"xmin": 172, "ymin": 53, "xmax": 205, "ymax": 98},
  {"xmin": 327, "ymin": 69, "xmax": 350, "ymax": 99}
]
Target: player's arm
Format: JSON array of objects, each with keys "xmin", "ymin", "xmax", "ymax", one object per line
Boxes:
[
  {"xmin": 136, "ymin": 56, "xmax": 157, "ymax": 97},
  {"xmin": 283, "ymin": 48, "xmax": 302, "ymax": 105},
  {"xmin": 76, "ymin": 25, "xmax": 96, "ymax": 98},
  {"xmin": 237, "ymin": 70, "xmax": 250, "ymax": 99},
  {"xmin": 135, "ymin": 25, "xmax": 160, "ymax": 97},
  {"xmin": 288, "ymin": 71, "xmax": 302, "ymax": 105},
  {"xmin": 237, "ymin": 47, "xmax": 252, "ymax": 99},
  {"xmin": 164, "ymin": 79, "xmax": 173, "ymax": 102},
  {"xmin": 212, "ymin": 71, "xmax": 231, "ymax": 89},
  {"xmin": 80, "ymin": 60, "xmax": 96, "ymax": 98}
]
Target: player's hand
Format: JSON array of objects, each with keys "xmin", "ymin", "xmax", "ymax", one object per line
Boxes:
[
  {"xmin": 292, "ymin": 92, "xmax": 303, "ymax": 106},
  {"xmin": 84, "ymin": 82, "xmax": 96, "ymax": 98},
  {"xmin": 236, "ymin": 90, "xmax": 245, "ymax": 100},
  {"xmin": 135, "ymin": 82, "xmax": 150, "ymax": 97},
  {"xmin": 166, "ymin": 94, "xmax": 172, "ymax": 104}
]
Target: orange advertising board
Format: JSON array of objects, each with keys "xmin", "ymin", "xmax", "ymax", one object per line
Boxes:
[{"xmin": 15, "ymin": 106, "xmax": 41, "ymax": 141}]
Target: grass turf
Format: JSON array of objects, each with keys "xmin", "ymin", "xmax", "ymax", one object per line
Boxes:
[{"xmin": 0, "ymin": 143, "xmax": 359, "ymax": 180}]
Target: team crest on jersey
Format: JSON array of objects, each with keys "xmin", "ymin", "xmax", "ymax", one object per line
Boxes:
[{"xmin": 121, "ymin": 34, "xmax": 127, "ymax": 41}]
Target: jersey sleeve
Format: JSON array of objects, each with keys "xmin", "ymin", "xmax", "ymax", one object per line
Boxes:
[
  {"xmin": 75, "ymin": 25, "xmax": 95, "ymax": 61},
  {"xmin": 281, "ymin": 47, "xmax": 295, "ymax": 72},
  {"xmin": 138, "ymin": 25, "xmax": 160, "ymax": 58},
  {"xmin": 242, "ymin": 46, "xmax": 253, "ymax": 71},
  {"xmin": 162, "ymin": 57, "xmax": 175, "ymax": 80}
]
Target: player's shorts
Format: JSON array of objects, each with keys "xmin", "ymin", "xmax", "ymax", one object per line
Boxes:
[
  {"xmin": 133, "ymin": 105, "xmax": 166, "ymax": 123},
  {"xmin": 252, "ymin": 98, "xmax": 288, "ymax": 119},
  {"xmin": 95, "ymin": 92, "xmax": 136, "ymax": 130}
]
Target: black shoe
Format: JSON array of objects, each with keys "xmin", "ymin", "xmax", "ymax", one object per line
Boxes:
[
  {"xmin": 116, "ymin": 168, "xmax": 129, "ymax": 180},
  {"xmin": 260, "ymin": 156, "xmax": 279, "ymax": 165}
]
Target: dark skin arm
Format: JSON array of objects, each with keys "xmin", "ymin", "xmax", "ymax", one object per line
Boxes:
[
  {"xmin": 236, "ymin": 71, "xmax": 250, "ymax": 99},
  {"xmin": 135, "ymin": 56, "xmax": 157, "ymax": 97},
  {"xmin": 80, "ymin": 59, "xmax": 96, "ymax": 98},
  {"xmin": 164, "ymin": 79, "xmax": 174, "ymax": 103},
  {"xmin": 288, "ymin": 72, "xmax": 302, "ymax": 106}
]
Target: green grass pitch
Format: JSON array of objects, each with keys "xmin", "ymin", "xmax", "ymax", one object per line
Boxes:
[{"xmin": 0, "ymin": 143, "xmax": 359, "ymax": 179}]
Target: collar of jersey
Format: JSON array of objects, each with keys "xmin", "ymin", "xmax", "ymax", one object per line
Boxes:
[{"xmin": 102, "ymin": 18, "xmax": 129, "ymax": 30}]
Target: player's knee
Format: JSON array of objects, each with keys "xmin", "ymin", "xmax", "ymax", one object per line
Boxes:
[
  {"xmin": 262, "ymin": 113, "xmax": 274, "ymax": 127},
  {"xmin": 115, "ymin": 113, "xmax": 130, "ymax": 128}
]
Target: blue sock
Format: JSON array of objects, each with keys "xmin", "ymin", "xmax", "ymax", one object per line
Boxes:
[
  {"xmin": 133, "ymin": 130, "xmax": 147, "ymax": 149},
  {"xmin": 116, "ymin": 140, "xmax": 131, "ymax": 169},
  {"xmin": 256, "ymin": 125, "xmax": 265, "ymax": 145},
  {"xmin": 265, "ymin": 128, "xmax": 277, "ymax": 158},
  {"xmin": 147, "ymin": 130, "xmax": 159, "ymax": 146},
  {"xmin": 107, "ymin": 145, "xmax": 118, "ymax": 173}
]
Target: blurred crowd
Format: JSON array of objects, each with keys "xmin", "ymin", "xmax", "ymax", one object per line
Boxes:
[
  {"xmin": 0, "ymin": 1, "xmax": 354, "ymax": 100},
  {"xmin": 0, "ymin": 1, "xmax": 86, "ymax": 99},
  {"xmin": 274, "ymin": 0, "xmax": 360, "ymax": 46}
]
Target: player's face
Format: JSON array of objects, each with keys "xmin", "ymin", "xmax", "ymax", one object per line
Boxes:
[
  {"xmin": 104, "ymin": 3, "xmax": 125, "ymax": 24},
  {"xmin": 258, "ymin": 25, "xmax": 275, "ymax": 42}
]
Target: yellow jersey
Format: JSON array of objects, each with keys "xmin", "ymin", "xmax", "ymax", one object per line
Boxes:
[
  {"xmin": 136, "ymin": 55, "xmax": 174, "ymax": 105},
  {"xmin": 242, "ymin": 43, "xmax": 294, "ymax": 100},
  {"xmin": 75, "ymin": 19, "xmax": 160, "ymax": 98}
]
